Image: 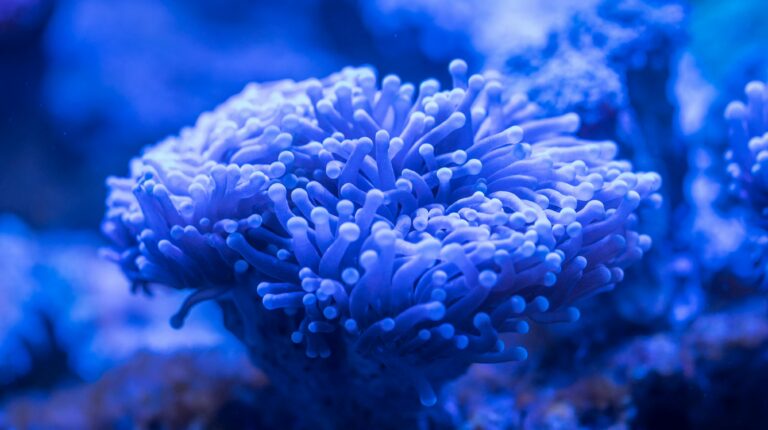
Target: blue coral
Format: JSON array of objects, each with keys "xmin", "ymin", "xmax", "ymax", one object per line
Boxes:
[
  {"xmin": 726, "ymin": 81, "xmax": 768, "ymax": 213},
  {"xmin": 716, "ymin": 81, "xmax": 768, "ymax": 287},
  {"xmin": 0, "ymin": 215, "xmax": 233, "ymax": 396},
  {"xmin": 103, "ymin": 60, "xmax": 660, "ymax": 426},
  {"xmin": 362, "ymin": 0, "xmax": 685, "ymax": 133}
]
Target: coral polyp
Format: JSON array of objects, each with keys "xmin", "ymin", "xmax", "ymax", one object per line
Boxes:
[
  {"xmin": 103, "ymin": 60, "xmax": 660, "ymax": 427},
  {"xmin": 726, "ymin": 81, "xmax": 768, "ymax": 212},
  {"xmin": 720, "ymin": 81, "xmax": 768, "ymax": 288}
]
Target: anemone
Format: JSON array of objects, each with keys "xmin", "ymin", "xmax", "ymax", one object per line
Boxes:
[{"xmin": 103, "ymin": 60, "xmax": 660, "ymax": 428}]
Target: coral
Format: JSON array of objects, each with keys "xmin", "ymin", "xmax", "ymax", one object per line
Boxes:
[
  {"xmin": 362, "ymin": 0, "xmax": 686, "ymax": 134},
  {"xmin": 628, "ymin": 301, "xmax": 768, "ymax": 430},
  {"xmin": 0, "ymin": 215, "xmax": 232, "ymax": 398},
  {"xmin": 445, "ymin": 298, "xmax": 768, "ymax": 430},
  {"xmin": 705, "ymin": 81, "xmax": 768, "ymax": 288},
  {"xmin": 364, "ymin": 4, "xmax": 687, "ymax": 330},
  {"xmin": 492, "ymin": 46, "xmax": 625, "ymax": 130},
  {"xmin": 103, "ymin": 60, "xmax": 660, "ymax": 427},
  {"xmin": 362, "ymin": 0, "xmax": 595, "ymax": 64},
  {"xmin": 579, "ymin": 0, "xmax": 686, "ymax": 69},
  {"xmin": 684, "ymin": 155, "xmax": 768, "ymax": 293},
  {"xmin": 12, "ymin": 302, "xmax": 767, "ymax": 430},
  {"xmin": 674, "ymin": 53, "xmax": 717, "ymax": 138},
  {"xmin": 725, "ymin": 81, "xmax": 768, "ymax": 214},
  {"xmin": 496, "ymin": 1, "xmax": 692, "ymax": 335},
  {"xmin": 30, "ymin": 0, "xmax": 344, "ymax": 228},
  {"xmin": 0, "ymin": 350, "xmax": 272, "ymax": 430}
]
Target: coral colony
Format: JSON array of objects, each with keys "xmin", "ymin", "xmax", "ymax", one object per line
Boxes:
[
  {"xmin": 103, "ymin": 60, "xmax": 661, "ymax": 426},
  {"xmin": 721, "ymin": 81, "xmax": 768, "ymax": 288},
  {"xmin": 726, "ymin": 81, "xmax": 768, "ymax": 215}
]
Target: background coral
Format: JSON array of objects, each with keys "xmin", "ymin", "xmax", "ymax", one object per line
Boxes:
[
  {"xmin": 0, "ymin": 350, "xmax": 275, "ymax": 430},
  {"xmin": 0, "ymin": 215, "xmax": 236, "ymax": 401}
]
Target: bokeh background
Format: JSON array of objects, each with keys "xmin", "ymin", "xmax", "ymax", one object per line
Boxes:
[{"xmin": 2, "ymin": 0, "xmax": 768, "ymax": 428}]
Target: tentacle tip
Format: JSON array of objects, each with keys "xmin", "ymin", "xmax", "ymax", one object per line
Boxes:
[
  {"xmin": 746, "ymin": 81, "xmax": 766, "ymax": 97},
  {"xmin": 448, "ymin": 59, "xmax": 468, "ymax": 76},
  {"xmin": 564, "ymin": 112, "xmax": 581, "ymax": 132},
  {"xmin": 513, "ymin": 347, "xmax": 528, "ymax": 361},
  {"xmin": 169, "ymin": 314, "xmax": 185, "ymax": 330},
  {"xmin": 725, "ymin": 101, "xmax": 747, "ymax": 120},
  {"xmin": 420, "ymin": 394, "xmax": 437, "ymax": 407}
]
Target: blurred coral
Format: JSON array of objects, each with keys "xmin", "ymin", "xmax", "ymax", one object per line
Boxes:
[
  {"xmin": 0, "ymin": 350, "xmax": 269, "ymax": 430},
  {"xmin": 450, "ymin": 299, "xmax": 768, "ymax": 430},
  {"xmin": 0, "ymin": 215, "xmax": 235, "ymax": 400}
]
